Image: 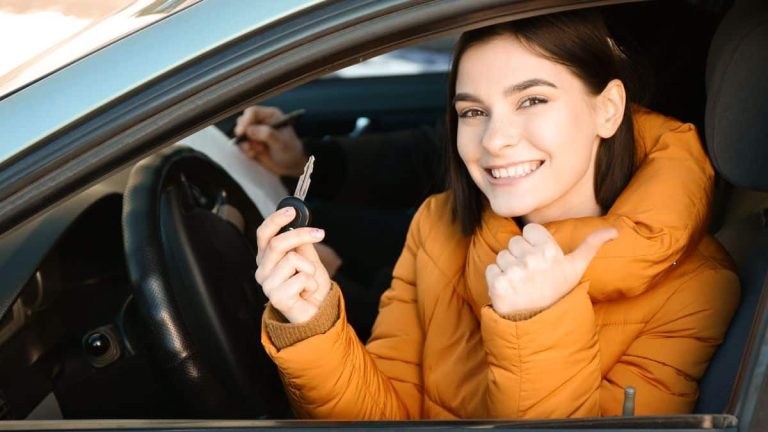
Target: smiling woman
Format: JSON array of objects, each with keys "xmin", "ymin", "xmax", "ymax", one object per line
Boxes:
[
  {"xmin": 449, "ymin": 12, "xmax": 636, "ymax": 234},
  {"xmin": 256, "ymin": 9, "xmax": 740, "ymax": 420}
]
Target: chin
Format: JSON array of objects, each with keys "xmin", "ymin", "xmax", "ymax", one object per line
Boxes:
[{"xmin": 487, "ymin": 197, "xmax": 537, "ymax": 220}]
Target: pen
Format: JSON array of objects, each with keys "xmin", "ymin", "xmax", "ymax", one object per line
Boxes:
[{"xmin": 232, "ymin": 108, "xmax": 306, "ymax": 145}]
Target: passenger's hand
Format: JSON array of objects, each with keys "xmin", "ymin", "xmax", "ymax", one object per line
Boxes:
[
  {"xmin": 486, "ymin": 223, "xmax": 618, "ymax": 315},
  {"xmin": 234, "ymin": 106, "xmax": 308, "ymax": 177},
  {"xmin": 255, "ymin": 207, "xmax": 331, "ymax": 323}
]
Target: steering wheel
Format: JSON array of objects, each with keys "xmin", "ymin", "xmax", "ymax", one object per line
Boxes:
[{"xmin": 122, "ymin": 146, "xmax": 290, "ymax": 418}]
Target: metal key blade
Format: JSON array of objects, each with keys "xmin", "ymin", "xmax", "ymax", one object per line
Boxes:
[{"xmin": 294, "ymin": 155, "xmax": 315, "ymax": 200}]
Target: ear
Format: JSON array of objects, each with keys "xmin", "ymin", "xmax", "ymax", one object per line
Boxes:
[{"xmin": 595, "ymin": 79, "xmax": 626, "ymax": 139}]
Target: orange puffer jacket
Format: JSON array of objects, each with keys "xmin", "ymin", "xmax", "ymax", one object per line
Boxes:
[{"xmin": 261, "ymin": 108, "xmax": 740, "ymax": 419}]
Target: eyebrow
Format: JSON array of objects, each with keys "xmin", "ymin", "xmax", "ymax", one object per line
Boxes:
[
  {"xmin": 453, "ymin": 78, "xmax": 558, "ymax": 105},
  {"xmin": 505, "ymin": 78, "xmax": 558, "ymax": 95}
]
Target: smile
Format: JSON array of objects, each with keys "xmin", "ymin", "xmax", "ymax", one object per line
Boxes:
[{"xmin": 487, "ymin": 161, "xmax": 543, "ymax": 179}]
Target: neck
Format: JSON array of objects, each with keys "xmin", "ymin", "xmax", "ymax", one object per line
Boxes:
[
  {"xmin": 521, "ymin": 198, "xmax": 602, "ymax": 225},
  {"xmin": 521, "ymin": 160, "xmax": 602, "ymax": 225}
]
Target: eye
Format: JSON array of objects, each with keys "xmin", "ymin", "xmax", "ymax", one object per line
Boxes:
[
  {"xmin": 458, "ymin": 108, "xmax": 487, "ymax": 118},
  {"xmin": 519, "ymin": 96, "xmax": 548, "ymax": 109}
]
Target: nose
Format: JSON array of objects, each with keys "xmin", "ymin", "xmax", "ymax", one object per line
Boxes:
[{"xmin": 481, "ymin": 112, "xmax": 520, "ymax": 154}]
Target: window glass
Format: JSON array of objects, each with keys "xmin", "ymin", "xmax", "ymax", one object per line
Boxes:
[{"xmin": 329, "ymin": 35, "xmax": 455, "ymax": 78}]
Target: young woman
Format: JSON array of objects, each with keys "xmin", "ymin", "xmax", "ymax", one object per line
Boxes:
[{"xmin": 253, "ymin": 11, "xmax": 739, "ymax": 419}]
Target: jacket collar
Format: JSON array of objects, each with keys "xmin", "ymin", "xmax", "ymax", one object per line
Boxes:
[{"xmin": 462, "ymin": 108, "xmax": 713, "ymax": 316}]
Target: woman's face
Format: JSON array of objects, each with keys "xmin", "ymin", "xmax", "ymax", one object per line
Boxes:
[{"xmin": 455, "ymin": 35, "xmax": 611, "ymax": 224}]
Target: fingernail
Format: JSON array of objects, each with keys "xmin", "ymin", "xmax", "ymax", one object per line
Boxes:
[
  {"xmin": 311, "ymin": 228, "xmax": 325, "ymax": 239},
  {"xmin": 282, "ymin": 207, "xmax": 294, "ymax": 216}
]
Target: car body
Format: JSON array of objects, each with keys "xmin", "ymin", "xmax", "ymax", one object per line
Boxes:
[{"xmin": 0, "ymin": 0, "xmax": 766, "ymax": 430}]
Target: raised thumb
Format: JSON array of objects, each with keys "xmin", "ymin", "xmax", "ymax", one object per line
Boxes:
[{"xmin": 567, "ymin": 227, "xmax": 618, "ymax": 272}]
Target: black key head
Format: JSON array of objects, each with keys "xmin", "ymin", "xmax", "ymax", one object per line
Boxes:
[{"xmin": 276, "ymin": 196, "xmax": 312, "ymax": 234}]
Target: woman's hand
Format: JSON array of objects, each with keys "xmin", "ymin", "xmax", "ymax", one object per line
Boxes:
[
  {"xmin": 255, "ymin": 207, "xmax": 332, "ymax": 323},
  {"xmin": 235, "ymin": 105, "xmax": 307, "ymax": 177},
  {"xmin": 486, "ymin": 223, "xmax": 618, "ymax": 315}
]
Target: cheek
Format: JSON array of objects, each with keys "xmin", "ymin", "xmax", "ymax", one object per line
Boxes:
[
  {"xmin": 457, "ymin": 125, "xmax": 481, "ymax": 163},
  {"xmin": 525, "ymin": 105, "xmax": 596, "ymax": 166}
]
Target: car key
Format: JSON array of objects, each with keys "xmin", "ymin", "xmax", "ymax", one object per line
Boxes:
[{"xmin": 276, "ymin": 155, "xmax": 315, "ymax": 234}]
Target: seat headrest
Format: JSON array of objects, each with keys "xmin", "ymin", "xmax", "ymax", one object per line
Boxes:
[{"xmin": 705, "ymin": 0, "xmax": 768, "ymax": 191}]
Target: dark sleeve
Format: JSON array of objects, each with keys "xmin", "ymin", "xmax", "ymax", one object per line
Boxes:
[{"xmin": 292, "ymin": 124, "xmax": 443, "ymax": 208}]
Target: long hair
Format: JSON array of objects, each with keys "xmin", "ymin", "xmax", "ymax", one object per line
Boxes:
[{"xmin": 446, "ymin": 10, "xmax": 638, "ymax": 236}]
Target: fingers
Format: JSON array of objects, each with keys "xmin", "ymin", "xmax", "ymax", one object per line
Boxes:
[
  {"xmin": 256, "ymin": 208, "xmax": 325, "ymax": 275},
  {"xmin": 259, "ymin": 251, "xmax": 316, "ymax": 294},
  {"xmin": 295, "ymin": 243, "xmax": 325, "ymax": 300},
  {"xmin": 496, "ymin": 249, "xmax": 516, "ymax": 270},
  {"xmin": 486, "ymin": 265, "xmax": 511, "ymax": 295},
  {"xmin": 508, "ymin": 235, "xmax": 532, "ymax": 258},
  {"xmin": 239, "ymin": 140, "xmax": 267, "ymax": 158},
  {"xmin": 522, "ymin": 223, "xmax": 562, "ymax": 260},
  {"xmin": 485, "ymin": 263, "xmax": 503, "ymax": 285},
  {"xmin": 234, "ymin": 106, "xmax": 282, "ymax": 136},
  {"xmin": 268, "ymin": 271, "xmax": 317, "ymax": 313},
  {"xmin": 567, "ymin": 227, "xmax": 619, "ymax": 272},
  {"xmin": 243, "ymin": 124, "xmax": 280, "ymax": 146},
  {"xmin": 256, "ymin": 207, "xmax": 296, "ymax": 253},
  {"xmin": 296, "ymin": 242, "xmax": 322, "ymax": 265},
  {"xmin": 256, "ymin": 252, "xmax": 317, "ymax": 301},
  {"xmin": 488, "ymin": 224, "xmax": 615, "ymax": 316},
  {"xmin": 501, "ymin": 224, "xmax": 562, "ymax": 271},
  {"xmin": 522, "ymin": 223, "xmax": 556, "ymax": 247},
  {"xmin": 257, "ymin": 227, "xmax": 326, "ymax": 277}
]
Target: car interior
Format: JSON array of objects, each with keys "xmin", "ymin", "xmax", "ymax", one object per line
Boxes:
[{"xmin": 0, "ymin": 0, "xmax": 765, "ymax": 427}]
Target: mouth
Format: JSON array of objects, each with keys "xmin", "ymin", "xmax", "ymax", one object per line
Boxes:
[{"xmin": 485, "ymin": 160, "xmax": 544, "ymax": 180}]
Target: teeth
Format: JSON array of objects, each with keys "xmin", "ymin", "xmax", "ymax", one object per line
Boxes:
[{"xmin": 490, "ymin": 161, "xmax": 541, "ymax": 179}]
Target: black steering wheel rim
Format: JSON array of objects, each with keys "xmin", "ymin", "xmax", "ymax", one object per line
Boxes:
[{"xmin": 122, "ymin": 146, "xmax": 289, "ymax": 418}]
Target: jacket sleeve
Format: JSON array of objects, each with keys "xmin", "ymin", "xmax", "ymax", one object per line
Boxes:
[
  {"xmin": 480, "ymin": 264, "xmax": 739, "ymax": 418},
  {"xmin": 480, "ymin": 283, "xmax": 603, "ymax": 418},
  {"xmin": 599, "ymin": 266, "xmax": 740, "ymax": 415},
  {"xmin": 547, "ymin": 108, "xmax": 715, "ymax": 302},
  {"xmin": 260, "ymin": 201, "xmax": 428, "ymax": 420}
]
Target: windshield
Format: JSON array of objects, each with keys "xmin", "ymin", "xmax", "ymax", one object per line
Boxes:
[{"xmin": 0, "ymin": 0, "xmax": 200, "ymax": 98}]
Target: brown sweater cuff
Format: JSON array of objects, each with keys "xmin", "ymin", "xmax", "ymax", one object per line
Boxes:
[
  {"xmin": 498, "ymin": 306, "xmax": 547, "ymax": 322},
  {"xmin": 263, "ymin": 283, "xmax": 341, "ymax": 350}
]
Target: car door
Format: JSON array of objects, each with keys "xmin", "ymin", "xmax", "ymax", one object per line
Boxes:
[{"xmin": 0, "ymin": 0, "xmax": 765, "ymax": 430}]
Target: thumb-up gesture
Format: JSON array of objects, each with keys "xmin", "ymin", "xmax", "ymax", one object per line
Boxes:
[{"xmin": 486, "ymin": 223, "xmax": 618, "ymax": 315}]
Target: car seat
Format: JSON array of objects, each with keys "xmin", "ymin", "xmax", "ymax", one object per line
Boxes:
[{"xmin": 694, "ymin": 0, "xmax": 768, "ymax": 415}]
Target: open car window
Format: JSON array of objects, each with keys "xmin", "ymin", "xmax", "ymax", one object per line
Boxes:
[
  {"xmin": 327, "ymin": 35, "xmax": 455, "ymax": 79},
  {"xmin": 0, "ymin": 0, "xmax": 765, "ymax": 430}
]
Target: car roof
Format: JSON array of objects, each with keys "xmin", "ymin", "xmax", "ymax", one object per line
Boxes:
[{"xmin": 0, "ymin": 0, "xmax": 201, "ymax": 98}]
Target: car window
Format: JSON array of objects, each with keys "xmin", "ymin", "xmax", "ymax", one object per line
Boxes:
[{"xmin": 328, "ymin": 35, "xmax": 455, "ymax": 78}]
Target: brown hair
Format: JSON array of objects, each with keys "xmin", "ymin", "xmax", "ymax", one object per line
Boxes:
[{"xmin": 446, "ymin": 10, "xmax": 638, "ymax": 236}]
